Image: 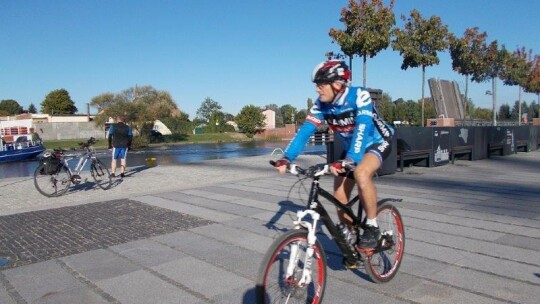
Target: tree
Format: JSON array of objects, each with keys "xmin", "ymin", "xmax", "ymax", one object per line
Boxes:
[
  {"xmin": 0, "ymin": 99, "xmax": 23, "ymax": 115},
  {"xmin": 498, "ymin": 103, "xmax": 511, "ymax": 120},
  {"xmin": 280, "ymin": 104, "xmax": 297, "ymax": 124},
  {"xmin": 524, "ymin": 55, "xmax": 540, "ymax": 116},
  {"xmin": 236, "ymin": 105, "xmax": 265, "ymax": 138},
  {"xmin": 329, "ymin": 0, "xmax": 395, "ymax": 86},
  {"xmin": 391, "ymin": 9, "xmax": 449, "ymax": 127},
  {"xmin": 473, "ymin": 108, "xmax": 492, "ymax": 121},
  {"xmin": 206, "ymin": 111, "xmax": 225, "ymax": 133},
  {"xmin": 306, "ymin": 98, "xmax": 313, "ymax": 111},
  {"xmin": 91, "ymin": 85, "xmax": 179, "ymax": 137},
  {"xmin": 377, "ymin": 93, "xmax": 395, "ymax": 122},
  {"xmin": 295, "ymin": 109, "xmax": 308, "ymax": 125},
  {"xmin": 28, "ymin": 103, "xmax": 37, "ymax": 114},
  {"xmin": 448, "ymin": 27, "xmax": 488, "ymax": 117},
  {"xmin": 196, "ymin": 97, "xmax": 222, "ymax": 122},
  {"xmin": 500, "ymin": 47, "xmax": 533, "ymax": 125},
  {"xmin": 41, "ymin": 89, "xmax": 78, "ymax": 114},
  {"xmin": 471, "ymin": 40, "xmax": 509, "ymax": 125}
]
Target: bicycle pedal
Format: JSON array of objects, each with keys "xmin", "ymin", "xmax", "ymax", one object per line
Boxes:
[{"xmin": 343, "ymin": 258, "xmax": 362, "ymax": 269}]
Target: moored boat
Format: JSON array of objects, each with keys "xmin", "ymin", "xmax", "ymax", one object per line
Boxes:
[
  {"xmin": 0, "ymin": 136, "xmax": 45, "ymax": 163},
  {"xmin": 0, "ymin": 121, "xmax": 45, "ymax": 163}
]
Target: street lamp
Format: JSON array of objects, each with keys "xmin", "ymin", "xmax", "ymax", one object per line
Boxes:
[{"xmin": 485, "ymin": 89, "xmax": 496, "ymax": 126}]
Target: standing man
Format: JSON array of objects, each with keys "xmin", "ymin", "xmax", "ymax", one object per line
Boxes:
[{"xmin": 108, "ymin": 116, "xmax": 133, "ymax": 178}]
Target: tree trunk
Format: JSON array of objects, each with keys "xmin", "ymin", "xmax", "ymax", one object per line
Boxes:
[
  {"xmin": 518, "ymin": 86, "xmax": 522, "ymax": 126},
  {"xmin": 464, "ymin": 75, "xmax": 469, "ymax": 119},
  {"xmin": 421, "ymin": 66, "xmax": 425, "ymax": 127},
  {"xmin": 492, "ymin": 77, "xmax": 497, "ymax": 126},
  {"xmin": 349, "ymin": 56, "xmax": 353, "ymax": 82},
  {"xmin": 363, "ymin": 55, "xmax": 367, "ymax": 88}
]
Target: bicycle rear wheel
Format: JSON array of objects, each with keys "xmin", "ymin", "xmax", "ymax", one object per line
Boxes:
[
  {"xmin": 91, "ymin": 159, "xmax": 112, "ymax": 190},
  {"xmin": 33, "ymin": 164, "xmax": 71, "ymax": 197},
  {"xmin": 256, "ymin": 230, "xmax": 327, "ymax": 304},
  {"xmin": 364, "ymin": 202, "xmax": 405, "ymax": 283}
]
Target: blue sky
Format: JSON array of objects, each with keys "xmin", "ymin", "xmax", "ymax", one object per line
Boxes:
[{"xmin": 1, "ymin": 0, "xmax": 539, "ymax": 119}]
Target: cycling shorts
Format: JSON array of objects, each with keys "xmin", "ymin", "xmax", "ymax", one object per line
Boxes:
[
  {"xmin": 338, "ymin": 140, "xmax": 392, "ymax": 179},
  {"xmin": 112, "ymin": 147, "xmax": 128, "ymax": 160}
]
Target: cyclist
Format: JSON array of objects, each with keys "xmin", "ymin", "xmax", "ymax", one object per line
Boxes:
[
  {"xmin": 108, "ymin": 116, "xmax": 133, "ymax": 178},
  {"xmin": 275, "ymin": 60, "xmax": 394, "ymax": 252}
]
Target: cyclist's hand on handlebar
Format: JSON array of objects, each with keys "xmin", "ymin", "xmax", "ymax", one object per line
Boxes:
[
  {"xmin": 330, "ymin": 159, "xmax": 355, "ymax": 176},
  {"xmin": 272, "ymin": 158, "xmax": 289, "ymax": 175}
]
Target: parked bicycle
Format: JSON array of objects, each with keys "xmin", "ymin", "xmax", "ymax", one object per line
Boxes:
[
  {"xmin": 256, "ymin": 161, "xmax": 405, "ymax": 303},
  {"xmin": 33, "ymin": 137, "xmax": 112, "ymax": 197}
]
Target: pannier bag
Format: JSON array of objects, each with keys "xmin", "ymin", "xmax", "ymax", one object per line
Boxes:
[{"xmin": 40, "ymin": 152, "xmax": 63, "ymax": 175}]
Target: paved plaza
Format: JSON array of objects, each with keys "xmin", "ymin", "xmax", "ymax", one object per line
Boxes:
[{"xmin": 0, "ymin": 151, "xmax": 539, "ymax": 303}]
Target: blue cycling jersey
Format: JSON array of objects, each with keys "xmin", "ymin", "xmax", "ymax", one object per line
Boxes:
[{"xmin": 284, "ymin": 86, "xmax": 394, "ymax": 164}]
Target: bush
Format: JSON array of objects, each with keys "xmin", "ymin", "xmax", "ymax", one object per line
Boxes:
[{"xmin": 131, "ymin": 136, "xmax": 149, "ymax": 148}]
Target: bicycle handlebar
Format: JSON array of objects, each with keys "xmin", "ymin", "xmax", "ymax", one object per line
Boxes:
[{"xmin": 270, "ymin": 160, "xmax": 330, "ymax": 177}]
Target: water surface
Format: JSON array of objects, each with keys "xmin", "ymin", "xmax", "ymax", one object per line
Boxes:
[{"xmin": 0, "ymin": 141, "xmax": 327, "ymax": 179}]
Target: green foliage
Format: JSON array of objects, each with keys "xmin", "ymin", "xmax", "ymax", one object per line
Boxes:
[
  {"xmin": 28, "ymin": 103, "xmax": 37, "ymax": 114},
  {"xmin": 391, "ymin": 9, "xmax": 448, "ymax": 126},
  {"xmin": 377, "ymin": 93, "xmax": 394, "ymax": 122},
  {"xmin": 329, "ymin": 0, "xmax": 395, "ymax": 86},
  {"xmin": 525, "ymin": 56, "xmax": 540, "ymax": 95},
  {"xmin": 392, "ymin": 10, "xmax": 448, "ymax": 71},
  {"xmin": 236, "ymin": 105, "xmax": 265, "ymax": 138},
  {"xmin": 295, "ymin": 109, "xmax": 308, "ymax": 125},
  {"xmin": 0, "ymin": 99, "xmax": 23, "ymax": 115},
  {"xmin": 501, "ymin": 47, "xmax": 532, "ymax": 88},
  {"xmin": 472, "ymin": 108, "xmax": 492, "ymax": 120},
  {"xmin": 161, "ymin": 115, "xmax": 193, "ymax": 134},
  {"xmin": 394, "ymin": 99, "xmax": 421, "ymax": 126},
  {"xmin": 131, "ymin": 135, "xmax": 149, "ymax": 148},
  {"xmin": 91, "ymin": 85, "xmax": 179, "ymax": 136},
  {"xmin": 41, "ymin": 89, "xmax": 78, "ymax": 114},
  {"xmin": 280, "ymin": 104, "xmax": 297, "ymax": 124},
  {"xmin": 196, "ymin": 97, "xmax": 222, "ymax": 122},
  {"xmin": 449, "ymin": 28, "xmax": 488, "ymax": 81},
  {"xmin": 306, "ymin": 98, "xmax": 313, "ymax": 111}
]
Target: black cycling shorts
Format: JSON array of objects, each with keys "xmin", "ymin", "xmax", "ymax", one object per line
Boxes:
[{"xmin": 337, "ymin": 140, "xmax": 392, "ymax": 179}]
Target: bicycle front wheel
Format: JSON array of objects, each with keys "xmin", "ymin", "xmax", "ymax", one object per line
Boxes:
[
  {"xmin": 33, "ymin": 164, "xmax": 71, "ymax": 197},
  {"xmin": 91, "ymin": 159, "xmax": 112, "ymax": 190},
  {"xmin": 256, "ymin": 230, "xmax": 327, "ymax": 304},
  {"xmin": 364, "ymin": 202, "xmax": 405, "ymax": 283}
]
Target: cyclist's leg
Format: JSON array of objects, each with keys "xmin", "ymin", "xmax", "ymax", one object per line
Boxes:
[
  {"xmin": 333, "ymin": 176, "xmax": 356, "ymax": 226},
  {"xmin": 353, "ymin": 153, "xmax": 381, "ymax": 220}
]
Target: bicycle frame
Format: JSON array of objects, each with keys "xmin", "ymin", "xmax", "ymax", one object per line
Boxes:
[
  {"xmin": 299, "ymin": 174, "xmax": 364, "ymax": 262},
  {"xmin": 62, "ymin": 149, "xmax": 97, "ymax": 177}
]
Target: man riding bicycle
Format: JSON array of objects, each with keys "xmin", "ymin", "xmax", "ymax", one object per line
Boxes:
[{"xmin": 275, "ymin": 59, "xmax": 394, "ymax": 252}]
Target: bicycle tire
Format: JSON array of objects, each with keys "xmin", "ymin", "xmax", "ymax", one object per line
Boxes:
[
  {"xmin": 33, "ymin": 163, "xmax": 71, "ymax": 197},
  {"xmin": 91, "ymin": 159, "xmax": 112, "ymax": 190},
  {"xmin": 256, "ymin": 230, "xmax": 327, "ymax": 304},
  {"xmin": 363, "ymin": 202, "xmax": 405, "ymax": 283}
]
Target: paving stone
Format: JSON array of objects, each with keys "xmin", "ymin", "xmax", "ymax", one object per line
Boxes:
[
  {"xmin": 0, "ymin": 199, "xmax": 213, "ymax": 269},
  {"xmin": 152, "ymin": 256, "xmax": 252, "ymax": 298},
  {"xmin": 97, "ymin": 269, "xmax": 201, "ymax": 304}
]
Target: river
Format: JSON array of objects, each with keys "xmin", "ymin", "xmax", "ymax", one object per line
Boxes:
[{"xmin": 0, "ymin": 141, "xmax": 327, "ymax": 179}]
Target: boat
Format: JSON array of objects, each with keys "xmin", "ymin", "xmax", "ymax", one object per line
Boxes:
[{"xmin": 0, "ymin": 122, "xmax": 45, "ymax": 163}]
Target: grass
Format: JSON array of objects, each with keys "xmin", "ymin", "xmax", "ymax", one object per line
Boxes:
[{"xmin": 43, "ymin": 133, "xmax": 253, "ymax": 150}]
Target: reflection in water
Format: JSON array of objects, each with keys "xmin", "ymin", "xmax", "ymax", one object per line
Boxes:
[{"xmin": 0, "ymin": 141, "xmax": 327, "ymax": 179}]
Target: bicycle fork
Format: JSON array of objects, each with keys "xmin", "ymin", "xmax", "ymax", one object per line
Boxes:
[{"xmin": 287, "ymin": 209, "xmax": 320, "ymax": 287}]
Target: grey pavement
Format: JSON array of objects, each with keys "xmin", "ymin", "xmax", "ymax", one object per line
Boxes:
[{"xmin": 0, "ymin": 151, "xmax": 539, "ymax": 303}]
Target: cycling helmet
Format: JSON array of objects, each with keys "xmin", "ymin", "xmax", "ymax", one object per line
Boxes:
[{"xmin": 312, "ymin": 60, "xmax": 351, "ymax": 84}]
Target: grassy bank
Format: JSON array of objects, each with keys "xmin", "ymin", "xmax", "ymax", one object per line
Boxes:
[{"xmin": 43, "ymin": 133, "xmax": 253, "ymax": 150}]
